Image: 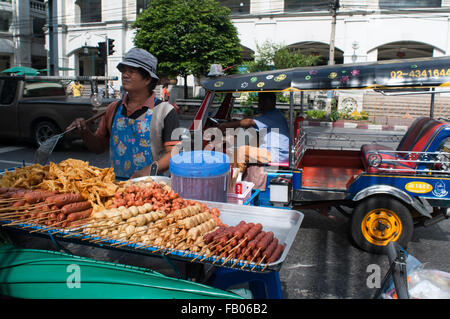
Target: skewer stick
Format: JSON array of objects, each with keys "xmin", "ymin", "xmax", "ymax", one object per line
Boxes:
[
  {"xmin": 29, "ymin": 220, "xmax": 66, "ymax": 233},
  {"xmin": 0, "ymin": 202, "xmax": 48, "ymax": 212},
  {"xmin": 231, "ymin": 251, "xmax": 247, "ymax": 268},
  {"xmin": 60, "ymin": 221, "xmax": 94, "ymax": 236},
  {"xmin": 221, "ymin": 252, "xmax": 237, "ymax": 266},
  {"xmin": 241, "ymin": 248, "xmax": 260, "ymax": 270},
  {"xmin": 199, "ymin": 250, "xmax": 217, "ymax": 262},
  {"xmin": 185, "ymin": 247, "xmax": 202, "ymax": 259},
  {"xmin": 151, "ymin": 247, "xmax": 164, "ymax": 254},
  {"xmin": 0, "ymin": 197, "xmax": 23, "ymax": 203},
  {"xmin": 1, "ymin": 206, "xmax": 57, "ymax": 216},
  {"xmin": 251, "ymin": 256, "xmax": 265, "ymax": 271},
  {"xmin": 0, "ymin": 213, "xmax": 27, "ymax": 220},
  {"xmin": 1, "ymin": 208, "xmax": 59, "ymax": 220},
  {"xmin": 228, "ymin": 238, "xmax": 247, "ymax": 254},
  {"xmin": 112, "ymin": 231, "xmax": 148, "ymax": 247},
  {"xmin": 212, "ymin": 250, "xmax": 228, "ymax": 265},
  {"xmin": 21, "ymin": 216, "xmax": 54, "ymax": 227},
  {"xmin": 90, "ymin": 235, "xmax": 119, "ymax": 243}
]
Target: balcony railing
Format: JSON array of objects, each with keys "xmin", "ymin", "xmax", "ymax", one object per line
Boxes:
[{"xmin": 30, "ymin": 0, "xmax": 45, "ymax": 12}]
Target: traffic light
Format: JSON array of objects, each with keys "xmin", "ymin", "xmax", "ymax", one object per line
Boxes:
[
  {"xmin": 108, "ymin": 39, "xmax": 115, "ymax": 56},
  {"xmin": 98, "ymin": 41, "xmax": 106, "ymax": 59}
]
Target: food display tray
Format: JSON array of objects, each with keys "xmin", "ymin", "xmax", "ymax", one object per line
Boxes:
[
  {"xmin": 197, "ymin": 200, "xmax": 304, "ymax": 272},
  {"xmin": 2, "ymin": 200, "xmax": 303, "ymax": 273}
]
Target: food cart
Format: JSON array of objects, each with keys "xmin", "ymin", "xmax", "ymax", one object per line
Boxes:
[
  {"xmin": 191, "ymin": 56, "xmax": 450, "ymax": 254},
  {"xmin": 0, "ymin": 157, "xmax": 302, "ymax": 299}
]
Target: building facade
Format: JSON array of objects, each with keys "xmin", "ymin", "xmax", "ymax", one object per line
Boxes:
[
  {"xmin": 2, "ymin": 1, "xmax": 450, "ymax": 91},
  {"xmin": 0, "ymin": 0, "xmax": 47, "ymax": 71}
]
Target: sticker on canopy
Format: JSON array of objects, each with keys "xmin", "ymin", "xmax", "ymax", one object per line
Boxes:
[
  {"xmin": 405, "ymin": 181, "xmax": 433, "ymax": 194},
  {"xmin": 328, "ymin": 72, "xmax": 338, "ymax": 79},
  {"xmin": 250, "ymin": 77, "xmax": 258, "ymax": 83},
  {"xmin": 214, "ymin": 81, "xmax": 224, "ymax": 87},
  {"xmin": 240, "ymin": 82, "xmax": 249, "ymax": 89},
  {"xmin": 274, "ymin": 74, "xmax": 287, "ymax": 82},
  {"xmin": 432, "ymin": 180, "xmax": 448, "ymax": 197},
  {"xmin": 257, "ymin": 82, "xmax": 265, "ymax": 88},
  {"xmin": 305, "ymin": 75, "xmax": 311, "ymax": 80},
  {"xmin": 266, "ymin": 75, "xmax": 274, "ymax": 80},
  {"xmin": 340, "ymin": 75, "xmax": 350, "ymax": 84},
  {"xmin": 351, "ymin": 69, "xmax": 360, "ymax": 76}
]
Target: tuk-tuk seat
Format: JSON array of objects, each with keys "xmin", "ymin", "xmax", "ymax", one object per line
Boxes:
[
  {"xmin": 360, "ymin": 117, "xmax": 434, "ymax": 155},
  {"xmin": 361, "ymin": 118, "xmax": 445, "ymax": 173}
]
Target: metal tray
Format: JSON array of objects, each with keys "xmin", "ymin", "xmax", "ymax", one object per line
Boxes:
[
  {"xmin": 1, "ymin": 178, "xmax": 303, "ymax": 272},
  {"xmin": 196, "ymin": 200, "xmax": 303, "ymax": 271}
]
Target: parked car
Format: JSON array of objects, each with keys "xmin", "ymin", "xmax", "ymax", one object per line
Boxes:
[{"xmin": 0, "ymin": 77, "xmax": 116, "ymax": 147}]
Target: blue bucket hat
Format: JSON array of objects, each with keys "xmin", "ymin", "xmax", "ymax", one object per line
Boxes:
[{"xmin": 117, "ymin": 48, "xmax": 159, "ymax": 80}]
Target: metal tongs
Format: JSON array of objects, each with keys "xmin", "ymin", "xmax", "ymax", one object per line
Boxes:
[{"xmin": 34, "ymin": 110, "xmax": 107, "ymax": 165}]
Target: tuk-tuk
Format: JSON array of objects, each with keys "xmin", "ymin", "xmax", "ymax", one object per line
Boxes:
[{"xmin": 189, "ymin": 56, "xmax": 450, "ymax": 254}]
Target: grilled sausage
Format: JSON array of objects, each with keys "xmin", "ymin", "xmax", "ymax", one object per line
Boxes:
[
  {"xmin": 256, "ymin": 231, "xmax": 274, "ymax": 250},
  {"xmin": 12, "ymin": 199, "xmax": 26, "ymax": 207},
  {"xmin": 263, "ymin": 238, "xmax": 279, "ymax": 259},
  {"xmin": 234, "ymin": 222, "xmax": 254, "ymax": 239},
  {"xmin": 247, "ymin": 231, "xmax": 266, "ymax": 250},
  {"xmin": 246, "ymin": 223, "xmax": 263, "ymax": 241},
  {"xmin": 267, "ymin": 244, "xmax": 284, "ymax": 263},
  {"xmin": 203, "ymin": 226, "xmax": 226, "ymax": 243},
  {"xmin": 61, "ymin": 201, "xmax": 92, "ymax": 215},
  {"xmin": 45, "ymin": 193, "xmax": 85, "ymax": 208},
  {"xmin": 66, "ymin": 208, "xmax": 93, "ymax": 222},
  {"xmin": 24, "ymin": 190, "xmax": 57, "ymax": 204}
]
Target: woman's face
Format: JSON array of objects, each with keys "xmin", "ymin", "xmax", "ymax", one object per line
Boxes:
[{"xmin": 120, "ymin": 65, "xmax": 151, "ymax": 93}]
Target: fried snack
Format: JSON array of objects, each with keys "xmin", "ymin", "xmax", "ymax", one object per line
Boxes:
[
  {"xmin": 37, "ymin": 159, "xmax": 124, "ymax": 212},
  {"xmin": 0, "ymin": 164, "xmax": 48, "ymax": 189}
]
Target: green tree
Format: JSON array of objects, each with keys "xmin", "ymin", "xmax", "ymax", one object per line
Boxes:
[
  {"xmin": 133, "ymin": 0, "xmax": 242, "ymax": 98},
  {"xmin": 243, "ymin": 40, "xmax": 322, "ymax": 73}
]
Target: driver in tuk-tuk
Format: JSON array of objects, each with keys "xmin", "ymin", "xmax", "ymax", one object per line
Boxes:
[{"xmin": 217, "ymin": 92, "xmax": 290, "ymax": 166}]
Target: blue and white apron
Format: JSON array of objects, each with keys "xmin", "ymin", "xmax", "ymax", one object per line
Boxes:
[{"xmin": 110, "ymin": 104, "xmax": 153, "ymax": 178}]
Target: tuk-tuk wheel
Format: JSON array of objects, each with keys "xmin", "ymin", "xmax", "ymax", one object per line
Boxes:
[{"xmin": 350, "ymin": 196, "xmax": 413, "ymax": 254}]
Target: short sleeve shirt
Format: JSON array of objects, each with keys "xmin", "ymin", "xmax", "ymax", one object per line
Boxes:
[{"xmin": 252, "ymin": 108, "xmax": 290, "ymax": 163}]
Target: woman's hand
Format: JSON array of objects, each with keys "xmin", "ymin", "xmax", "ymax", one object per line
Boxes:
[{"xmin": 66, "ymin": 118, "xmax": 88, "ymax": 132}]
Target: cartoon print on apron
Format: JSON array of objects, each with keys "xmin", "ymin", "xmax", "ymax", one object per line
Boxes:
[{"xmin": 110, "ymin": 104, "xmax": 153, "ymax": 178}]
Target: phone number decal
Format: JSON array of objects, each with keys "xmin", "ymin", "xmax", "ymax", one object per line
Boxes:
[{"xmin": 390, "ymin": 69, "xmax": 450, "ymax": 79}]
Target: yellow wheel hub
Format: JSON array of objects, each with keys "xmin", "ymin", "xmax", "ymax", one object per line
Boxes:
[{"xmin": 361, "ymin": 209, "xmax": 402, "ymax": 246}]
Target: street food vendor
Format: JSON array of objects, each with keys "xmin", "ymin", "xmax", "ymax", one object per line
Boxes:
[
  {"xmin": 67, "ymin": 48, "xmax": 180, "ymax": 179},
  {"xmin": 218, "ymin": 92, "xmax": 289, "ymax": 164}
]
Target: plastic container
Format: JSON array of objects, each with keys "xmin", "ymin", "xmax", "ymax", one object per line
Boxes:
[
  {"xmin": 227, "ymin": 181, "xmax": 254, "ymax": 205},
  {"xmin": 170, "ymin": 151, "xmax": 230, "ymax": 202}
]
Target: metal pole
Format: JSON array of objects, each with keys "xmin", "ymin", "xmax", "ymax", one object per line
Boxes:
[
  {"xmin": 386, "ymin": 242, "xmax": 410, "ymax": 299},
  {"xmin": 289, "ymin": 91, "xmax": 294, "ymax": 169},
  {"xmin": 300, "ymin": 91, "xmax": 304, "ymax": 115},
  {"xmin": 47, "ymin": 0, "xmax": 54, "ymax": 75},
  {"xmin": 328, "ymin": 0, "xmax": 339, "ymax": 66},
  {"xmin": 105, "ymin": 35, "xmax": 109, "ymax": 98},
  {"xmin": 430, "ymin": 87, "xmax": 435, "ymax": 118}
]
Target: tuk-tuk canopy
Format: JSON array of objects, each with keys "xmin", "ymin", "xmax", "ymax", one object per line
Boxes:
[{"xmin": 201, "ymin": 56, "xmax": 450, "ymax": 92}]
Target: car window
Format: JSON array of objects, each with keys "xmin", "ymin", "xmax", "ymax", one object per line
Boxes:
[
  {"xmin": 0, "ymin": 79, "xmax": 18, "ymax": 105},
  {"xmin": 23, "ymin": 81, "xmax": 66, "ymax": 98}
]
